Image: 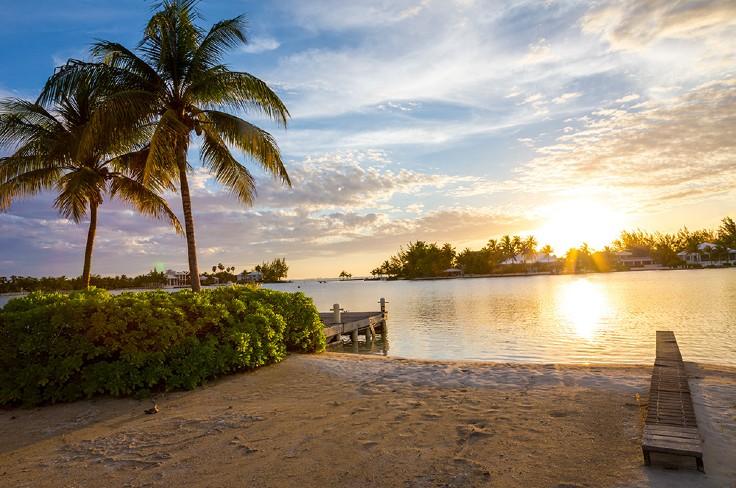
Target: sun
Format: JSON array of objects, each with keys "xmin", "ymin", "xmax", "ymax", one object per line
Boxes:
[{"xmin": 535, "ymin": 198, "xmax": 626, "ymax": 253}]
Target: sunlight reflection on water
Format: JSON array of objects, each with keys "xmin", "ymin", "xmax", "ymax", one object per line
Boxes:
[{"xmin": 557, "ymin": 279, "xmax": 611, "ymax": 341}]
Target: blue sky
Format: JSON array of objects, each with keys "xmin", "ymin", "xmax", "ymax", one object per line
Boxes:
[{"xmin": 1, "ymin": 0, "xmax": 735, "ymax": 278}]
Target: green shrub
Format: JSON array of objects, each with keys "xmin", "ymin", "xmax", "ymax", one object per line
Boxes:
[{"xmin": 0, "ymin": 286, "xmax": 324, "ymax": 406}]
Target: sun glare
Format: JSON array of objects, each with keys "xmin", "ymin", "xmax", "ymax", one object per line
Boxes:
[
  {"xmin": 535, "ymin": 199, "xmax": 626, "ymax": 253},
  {"xmin": 558, "ymin": 279, "xmax": 611, "ymax": 340}
]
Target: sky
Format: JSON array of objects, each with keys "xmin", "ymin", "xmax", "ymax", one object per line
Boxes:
[{"xmin": 0, "ymin": 0, "xmax": 734, "ymax": 279}]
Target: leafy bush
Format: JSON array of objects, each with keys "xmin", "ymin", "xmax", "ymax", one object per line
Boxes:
[{"xmin": 0, "ymin": 286, "xmax": 324, "ymax": 406}]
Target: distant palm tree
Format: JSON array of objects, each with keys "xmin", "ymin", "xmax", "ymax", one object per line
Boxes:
[
  {"xmin": 521, "ymin": 235, "xmax": 537, "ymax": 262},
  {"xmin": 43, "ymin": 0, "xmax": 291, "ymax": 291},
  {"xmin": 540, "ymin": 244, "xmax": 553, "ymax": 258},
  {"xmin": 0, "ymin": 80, "xmax": 182, "ymax": 288},
  {"xmin": 500, "ymin": 235, "xmax": 521, "ymax": 263}
]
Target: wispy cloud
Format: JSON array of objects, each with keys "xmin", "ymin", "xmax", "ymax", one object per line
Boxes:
[
  {"xmin": 241, "ymin": 36, "xmax": 281, "ymax": 54},
  {"xmin": 516, "ymin": 78, "xmax": 736, "ymax": 210}
]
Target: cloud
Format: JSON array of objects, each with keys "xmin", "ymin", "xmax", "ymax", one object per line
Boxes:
[
  {"xmin": 241, "ymin": 36, "xmax": 281, "ymax": 54},
  {"xmin": 614, "ymin": 93, "xmax": 640, "ymax": 103},
  {"xmin": 523, "ymin": 38, "xmax": 556, "ymax": 64},
  {"xmin": 190, "ymin": 150, "xmax": 470, "ymax": 212},
  {"xmin": 516, "ymin": 78, "xmax": 736, "ymax": 211},
  {"xmin": 582, "ymin": 0, "xmax": 736, "ymax": 50},
  {"xmin": 552, "ymin": 92, "xmax": 582, "ymax": 104},
  {"xmin": 261, "ymin": 1, "xmax": 618, "ymax": 120}
]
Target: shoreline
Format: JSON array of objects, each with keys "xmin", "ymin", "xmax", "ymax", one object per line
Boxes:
[
  {"xmin": 2, "ymin": 352, "xmax": 734, "ymax": 487},
  {"xmin": 1, "ymin": 265, "xmax": 734, "ymax": 296}
]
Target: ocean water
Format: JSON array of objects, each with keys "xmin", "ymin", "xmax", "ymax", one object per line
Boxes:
[{"xmin": 265, "ymin": 269, "xmax": 736, "ymax": 366}]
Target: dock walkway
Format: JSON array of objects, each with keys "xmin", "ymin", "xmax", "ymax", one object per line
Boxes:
[
  {"xmin": 642, "ymin": 331, "xmax": 704, "ymax": 471},
  {"xmin": 318, "ymin": 299, "xmax": 387, "ymax": 344}
]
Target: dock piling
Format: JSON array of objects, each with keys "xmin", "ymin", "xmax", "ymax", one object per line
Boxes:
[{"xmin": 319, "ymin": 299, "xmax": 388, "ymax": 351}]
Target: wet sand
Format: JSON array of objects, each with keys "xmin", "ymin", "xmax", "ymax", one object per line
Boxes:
[{"xmin": 1, "ymin": 353, "xmax": 735, "ymax": 487}]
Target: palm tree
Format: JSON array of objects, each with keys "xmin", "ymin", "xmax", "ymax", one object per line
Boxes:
[
  {"xmin": 43, "ymin": 0, "xmax": 291, "ymax": 291},
  {"xmin": 521, "ymin": 235, "xmax": 537, "ymax": 262},
  {"xmin": 0, "ymin": 81, "xmax": 182, "ymax": 288},
  {"xmin": 540, "ymin": 244, "xmax": 553, "ymax": 258}
]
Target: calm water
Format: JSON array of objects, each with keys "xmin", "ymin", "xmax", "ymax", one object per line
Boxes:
[
  {"xmin": 264, "ymin": 269, "xmax": 736, "ymax": 366},
  {"xmin": 2, "ymin": 269, "xmax": 734, "ymax": 366}
]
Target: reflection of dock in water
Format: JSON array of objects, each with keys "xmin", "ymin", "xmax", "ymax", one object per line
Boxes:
[{"xmin": 319, "ymin": 298, "xmax": 388, "ymax": 354}]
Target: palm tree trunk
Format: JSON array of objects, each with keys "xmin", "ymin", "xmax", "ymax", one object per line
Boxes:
[
  {"xmin": 177, "ymin": 147, "xmax": 201, "ymax": 292},
  {"xmin": 81, "ymin": 202, "xmax": 98, "ymax": 289}
]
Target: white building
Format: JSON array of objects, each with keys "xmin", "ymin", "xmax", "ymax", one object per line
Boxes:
[
  {"xmin": 677, "ymin": 243, "xmax": 736, "ymax": 266},
  {"xmin": 237, "ymin": 271, "xmax": 263, "ymax": 283},
  {"xmin": 615, "ymin": 250, "xmax": 654, "ymax": 267},
  {"xmin": 164, "ymin": 270, "xmax": 190, "ymax": 287}
]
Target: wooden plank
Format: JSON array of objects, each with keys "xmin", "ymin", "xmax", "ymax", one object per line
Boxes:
[
  {"xmin": 644, "ymin": 435, "xmax": 701, "ymax": 446},
  {"xmin": 643, "ymin": 441, "xmax": 702, "ymax": 456},
  {"xmin": 645, "ymin": 425, "xmax": 699, "ymax": 435},
  {"xmin": 644, "ymin": 429, "xmax": 700, "ymax": 439},
  {"xmin": 643, "ymin": 433, "xmax": 701, "ymax": 444}
]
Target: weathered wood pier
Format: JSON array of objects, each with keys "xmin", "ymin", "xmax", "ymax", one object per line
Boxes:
[
  {"xmin": 642, "ymin": 331, "xmax": 704, "ymax": 472},
  {"xmin": 319, "ymin": 298, "xmax": 388, "ymax": 345}
]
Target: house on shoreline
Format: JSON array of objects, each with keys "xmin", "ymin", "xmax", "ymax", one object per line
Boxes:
[
  {"xmin": 164, "ymin": 270, "xmax": 190, "ymax": 288},
  {"xmin": 677, "ymin": 243, "xmax": 736, "ymax": 266},
  {"xmin": 237, "ymin": 271, "xmax": 263, "ymax": 283},
  {"xmin": 614, "ymin": 251, "xmax": 655, "ymax": 268}
]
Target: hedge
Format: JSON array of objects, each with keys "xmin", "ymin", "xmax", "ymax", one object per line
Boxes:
[{"xmin": 0, "ymin": 286, "xmax": 326, "ymax": 406}]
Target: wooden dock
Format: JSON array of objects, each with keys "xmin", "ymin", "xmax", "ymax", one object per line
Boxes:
[
  {"xmin": 642, "ymin": 331, "xmax": 704, "ymax": 472},
  {"xmin": 319, "ymin": 298, "xmax": 387, "ymax": 344}
]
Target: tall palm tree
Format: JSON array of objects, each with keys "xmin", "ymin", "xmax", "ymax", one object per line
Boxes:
[
  {"xmin": 43, "ymin": 0, "xmax": 291, "ymax": 291},
  {"xmin": 0, "ymin": 79, "xmax": 182, "ymax": 288},
  {"xmin": 521, "ymin": 235, "xmax": 537, "ymax": 262}
]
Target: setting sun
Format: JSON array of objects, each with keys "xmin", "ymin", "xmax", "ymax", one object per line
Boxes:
[{"xmin": 535, "ymin": 199, "xmax": 627, "ymax": 253}]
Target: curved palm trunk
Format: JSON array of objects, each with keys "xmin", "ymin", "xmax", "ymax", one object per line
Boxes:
[
  {"xmin": 81, "ymin": 202, "xmax": 98, "ymax": 288},
  {"xmin": 177, "ymin": 142, "xmax": 201, "ymax": 292}
]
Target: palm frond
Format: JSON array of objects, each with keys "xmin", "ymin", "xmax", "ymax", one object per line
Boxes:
[
  {"xmin": 109, "ymin": 175, "xmax": 183, "ymax": 234},
  {"xmin": 107, "ymin": 147, "xmax": 168, "ymax": 190},
  {"xmin": 201, "ymin": 110, "xmax": 290, "ymax": 186},
  {"xmin": 78, "ymin": 89, "xmax": 160, "ymax": 160},
  {"xmin": 90, "ymin": 41, "xmax": 162, "ymax": 88},
  {"xmin": 54, "ymin": 168, "xmax": 104, "ymax": 222},
  {"xmin": 188, "ymin": 16, "xmax": 247, "ymax": 77},
  {"xmin": 199, "ymin": 123, "xmax": 256, "ymax": 204},
  {"xmin": 0, "ymin": 99, "xmax": 66, "ymax": 149},
  {"xmin": 144, "ymin": 109, "xmax": 189, "ymax": 184},
  {"xmin": 187, "ymin": 70, "xmax": 289, "ymax": 127},
  {"xmin": 0, "ymin": 166, "xmax": 63, "ymax": 210}
]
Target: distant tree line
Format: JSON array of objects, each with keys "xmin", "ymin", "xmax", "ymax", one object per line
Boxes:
[
  {"xmin": 372, "ymin": 216, "xmax": 736, "ymax": 279},
  {"xmin": 1, "ymin": 256, "xmax": 291, "ymax": 293},
  {"xmin": 371, "ymin": 235, "xmax": 554, "ymax": 279},
  {"xmin": 0, "ymin": 270, "xmax": 166, "ymax": 294}
]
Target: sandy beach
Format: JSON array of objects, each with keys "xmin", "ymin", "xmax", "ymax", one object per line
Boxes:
[{"xmin": 1, "ymin": 353, "xmax": 735, "ymax": 488}]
